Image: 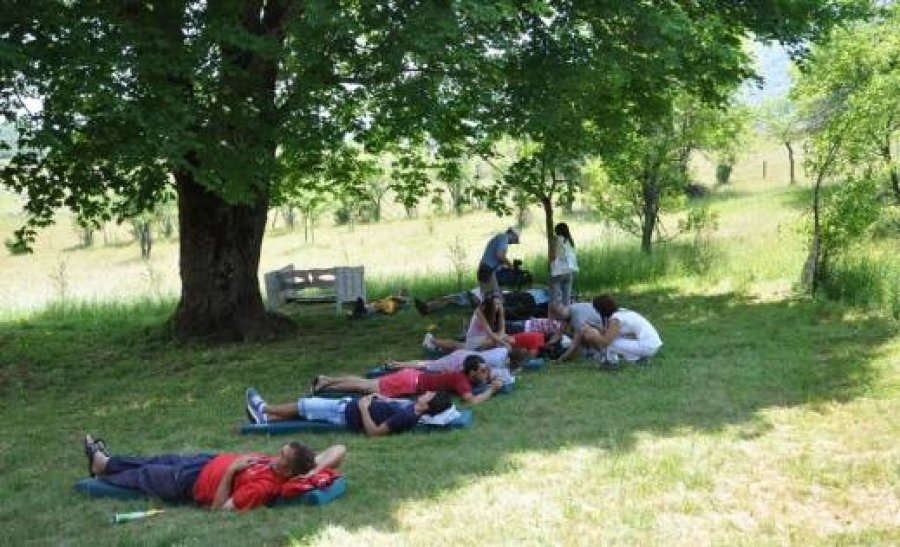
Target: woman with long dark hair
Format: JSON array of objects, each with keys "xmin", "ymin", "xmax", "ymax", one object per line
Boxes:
[
  {"xmin": 424, "ymin": 295, "xmax": 508, "ymax": 352},
  {"xmin": 549, "ymin": 222, "xmax": 579, "ymax": 306}
]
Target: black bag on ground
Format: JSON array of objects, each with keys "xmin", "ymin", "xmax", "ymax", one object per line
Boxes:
[
  {"xmin": 495, "ymin": 262, "xmax": 532, "ymax": 291},
  {"xmin": 503, "ymin": 291, "xmax": 537, "ymax": 321}
]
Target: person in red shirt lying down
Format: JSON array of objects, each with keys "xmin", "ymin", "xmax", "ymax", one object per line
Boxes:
[{"xmin": 82, "ymin": 434, "xmax": 346, "ymax": 511}]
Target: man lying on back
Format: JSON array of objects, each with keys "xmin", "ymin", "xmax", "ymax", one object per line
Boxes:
[
  {"xmin": 245, "ymin": 388, "xmax": 453, "ymax": 436},
  {"xmin": 82, "ymin": 434, "xmax": 346, "ymax": 511}
]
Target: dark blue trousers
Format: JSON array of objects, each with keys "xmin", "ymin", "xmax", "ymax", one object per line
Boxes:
[{"xmin": 100, "ymin": 453, "xmax": 215, "ymax": 501}]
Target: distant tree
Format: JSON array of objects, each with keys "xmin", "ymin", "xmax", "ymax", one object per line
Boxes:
[
  {"xmin": 793, "ymin": 4, "xmax": 898, "ymax": 292},
  {"xmin": 759, "ymin": 97, "xmax": 805, "ymax": 185},
  {"xmin": 586, "ymin": 95, "xmax": 746, "ymax": 253},
  {"xmin": 705, "ymin": 104, "xmax": 753, "ymax": 185}
]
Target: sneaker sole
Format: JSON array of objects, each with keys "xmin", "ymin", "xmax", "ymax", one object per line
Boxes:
[{"xmin": 245, "ymin": 404, "xmax": 265, "ymax": 424}]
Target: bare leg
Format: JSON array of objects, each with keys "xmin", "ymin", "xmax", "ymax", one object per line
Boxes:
[
  {"xmin": 266, "ymin": 403, "xmax": 300, "ymax": 422},
  {"xmin": 315, "ymin": 375, "xmax": 378, "ymax": 393},
  {"xmin": 386, "ymin": 360, "xmax": 426, "ymax": 370},
  {"xmin": 432, "ymin": 337, "xmax": 464, "ymax": 351}
]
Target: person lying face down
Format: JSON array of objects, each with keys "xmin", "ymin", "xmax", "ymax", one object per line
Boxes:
[
  {"xmin": 310, "ymin": 355, "xmax": 503, "ymax": 405},
  {"xmin": 245, "ymin": 388, "xmax": 453, "ymax": 436},
  {"xmin": 82, "ymin": 434, "xmax": 346, "ymax": 511}
]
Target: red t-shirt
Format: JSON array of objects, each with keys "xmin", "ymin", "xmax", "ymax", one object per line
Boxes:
[
  {"xmin": 192, "ymin": 453, "xmax": 288, "ymax": 511},
  {"xmin": 417, "ymin": 372, "xmax": 473, "ymax": 397},
  {"xmin": 511, "ymin": 331, "xmax": 545, "ymax": 352}
]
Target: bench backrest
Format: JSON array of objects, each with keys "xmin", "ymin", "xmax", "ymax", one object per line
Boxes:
[{"xmin": 264, "ymin": 265, "xmax": 365, "ymax": 312}]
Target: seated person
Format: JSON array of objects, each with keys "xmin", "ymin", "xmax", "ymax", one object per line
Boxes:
[
  {"xmin": 312, "ymin": 355, "xmax": 503, "ymax": 404},
  {"xmin": 244, "ymin": 388, "xmax": 452, "ymax": 436},
  {"xmin": 424, "ymin": 296, "xmax": 507, "ymax": 352},
  {"xmin": 82, "ymin": 434, "xmax": 346, "ymax": 511},
  {"xmin": 579, "ymin": 295, "xmax": 663, "ymax": 364}
]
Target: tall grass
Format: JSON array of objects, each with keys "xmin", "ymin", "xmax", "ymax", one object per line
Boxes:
[{"xmin": 822, "ymin": 251, "xmax": 900, "ymax": 320}]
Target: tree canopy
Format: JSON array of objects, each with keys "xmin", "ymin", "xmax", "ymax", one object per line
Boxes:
[{"xmin": 0, "ymin": 0, "xmax": 868, "ymax": 339}]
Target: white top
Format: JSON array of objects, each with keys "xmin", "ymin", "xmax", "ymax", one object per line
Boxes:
[
  {"xmin": 425, "ymin": 347, "xmax": 509, "ymax": 372},
  {"xmin": 611, "ymin": 309, "xmax": 662, "ymax": 348}
]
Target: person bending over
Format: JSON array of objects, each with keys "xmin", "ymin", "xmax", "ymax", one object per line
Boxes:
[
  {"xmin": 581, "ymin": 295, "xmax": 662, "ymax": 363},
  {"xmin": 312, "ymin": 355, "xmax": 502, "ymax": 404},
  {"xmin": 477, "ymin": 226, "xmax": 520, "ymax": 300},
  {"xmin": 82, "ymin": 435, "xmax": 346, "ymax": 511},
  {"xmin": 552, "ymin": 301, "xmax": 605, "ymax": 361},
  {"xmin": 245, "ymin": 388, "xmax": 452, "ymax": 436}
]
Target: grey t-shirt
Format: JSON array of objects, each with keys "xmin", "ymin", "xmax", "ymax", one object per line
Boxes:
[
  {"xmin": 479, "ymin": 233, "xmax": 509, "ymax": 270},
  {"xmin": 568, "ymin": 303, "xmax": 603, "ymax": 333}
]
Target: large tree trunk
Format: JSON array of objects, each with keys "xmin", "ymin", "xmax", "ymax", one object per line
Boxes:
[
  {"xmin": 167, "ymin": 0, "xmax": 294, "ymax": 340},
  {"xmin": 172, "ymin": 171, "xmax": 290, "ymax": 341}
]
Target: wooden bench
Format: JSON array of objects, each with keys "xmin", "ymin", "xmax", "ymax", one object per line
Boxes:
[{"xmin": 264, "ymin": 264, "xmax": 366, "ymax": 313}]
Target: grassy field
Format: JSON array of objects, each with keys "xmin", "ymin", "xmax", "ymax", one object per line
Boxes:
[{"xmin": 1, "ymin": 145, "xmax": 899, "ymax": 545}]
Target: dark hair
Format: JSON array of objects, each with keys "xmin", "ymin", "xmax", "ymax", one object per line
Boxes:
[
  {"xmin": 554, "ymin": 222, "xmax": 575, "ymax": 247},
  {"xmin": 507, "ymin": 347, "xmax": 530, "ymax": 371},
  {"xmin": 480, "ymin": 297, "xmax": 502, "ymax": 331},
  {"xmin": 424, "ymin": 391, "xmax": 452, "ymax": 416},
  {"xmin": 462, "ymin": 355, "xmax": 486, "ymax": 376},
  {"xmin": 592, "ymin": 295, "xmax": 619, "ymax": 319},
  {"xmin": 286, "ymin": 441, "xmax": 317, "ymax": 475}
]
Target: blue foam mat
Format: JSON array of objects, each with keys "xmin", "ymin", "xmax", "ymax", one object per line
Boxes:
[
  {"xmin": 74, "ymin": 476, "xmax": 347, "ymax": 506},
  {"xmin": 240, "ymin": 408, "xmax": 473, "ymax": 435}
]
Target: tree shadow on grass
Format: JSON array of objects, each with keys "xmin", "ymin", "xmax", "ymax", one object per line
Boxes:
[
  {"xmin": 260, "ymin": 292, "xmax": 894, "ymax": 540},
  {"xmin": 1, "ymin": 292, "xmax": 896, "ymax": 543}
]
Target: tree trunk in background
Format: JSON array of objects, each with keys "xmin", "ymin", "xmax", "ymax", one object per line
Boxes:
[
  {"xmin": 138, "ymin": 222, "xmax": 152, "ymax": 260},
  {"xmin": 541, "ymin": 195, "xmax": 554, "ymax": 273},
  {"xmin": 786, "ymin": 141, "xmax": 796, "ymax": 185},
  {"xmin": 640, "ymin": 172, "xmax": 660, "ymax": 254},
  {"xmin": 882, "ymin": 143, "xmax": 899, "ymax": 203}
]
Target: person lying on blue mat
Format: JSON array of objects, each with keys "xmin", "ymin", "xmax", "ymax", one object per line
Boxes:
[
  {"xmin": 312, "ymin": 355, "xmax": 503, "ymax": 404},
  {"xmin": 82, "ymin": 434, "xmax": 346, "ymax": 511},
  {"xmin": 245, "ymin": 388, "xmax": 452, "ymax": 436}
]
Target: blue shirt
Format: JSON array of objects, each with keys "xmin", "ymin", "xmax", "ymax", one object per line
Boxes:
[
  {"xmin": 344, "ymin": 398, "xmax": 419, "ymax": 434},
  {"xmin": 480, "ymin": 233, "xmax": 510, "ymax": 270}
]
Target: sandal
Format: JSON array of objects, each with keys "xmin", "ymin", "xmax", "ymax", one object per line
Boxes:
[{"xmin": 83, "ymin": 435, "xmax": 108, "ymax": 477}]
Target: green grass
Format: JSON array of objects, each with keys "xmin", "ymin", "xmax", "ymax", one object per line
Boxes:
[
  {"xmin": 2, "ymin": 154, "xmax": 900, "ymax": 544},
  {"xmin": 2, "ymin": 282, "xmax": 899, "ymax": 544}
]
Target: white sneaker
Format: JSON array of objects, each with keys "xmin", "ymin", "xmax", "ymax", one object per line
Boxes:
[
  {"xmin": 422, "ymin": 332, "xmax": 437, "ymax": 350},
  {"xmin": 605, "ymin": 348, "xmax": 620, "ymax": 365},
  {"xmin": 245, "ymin": 387, "xmax": 268, "ymax": 424}
]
